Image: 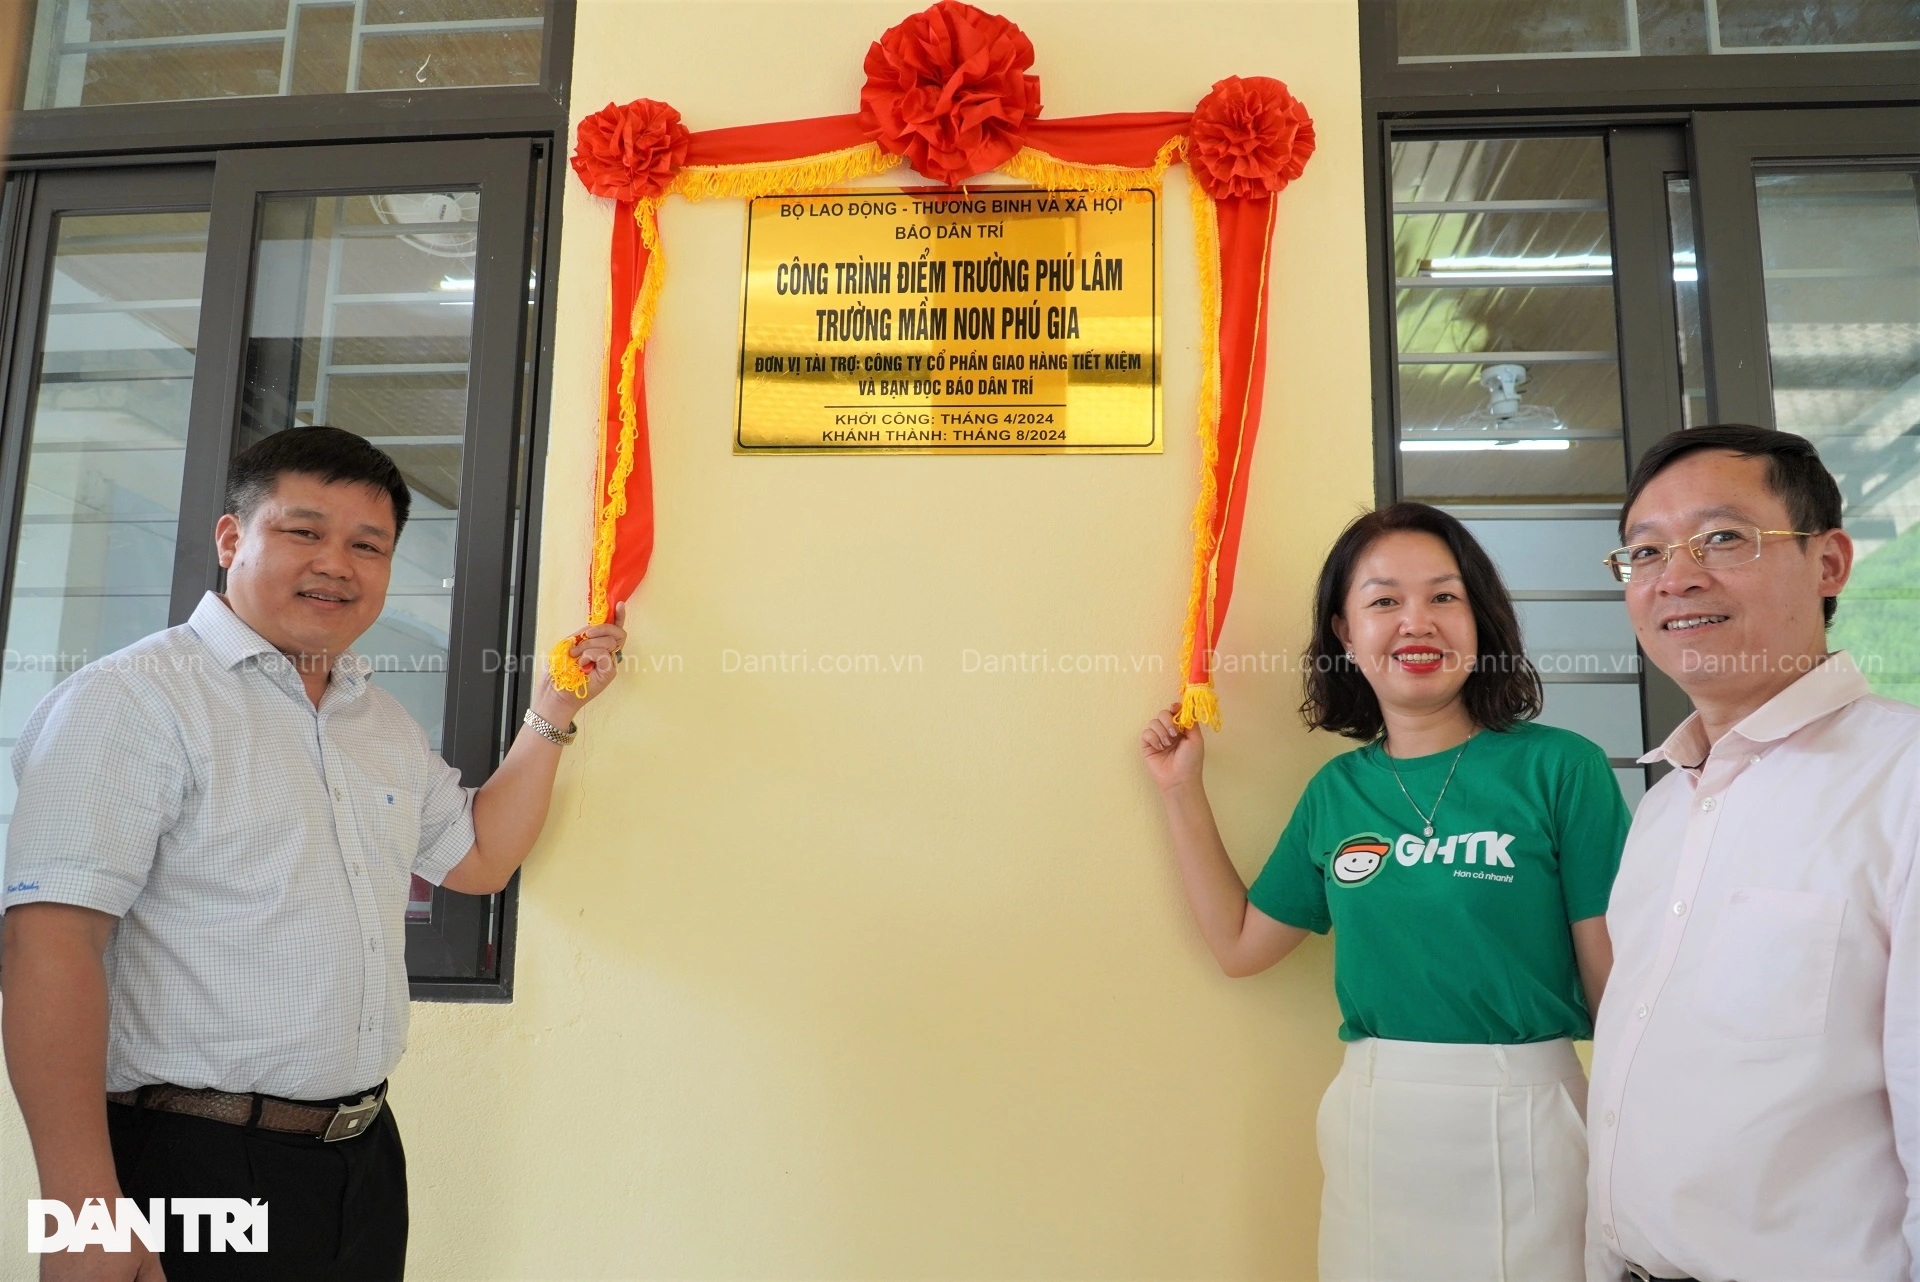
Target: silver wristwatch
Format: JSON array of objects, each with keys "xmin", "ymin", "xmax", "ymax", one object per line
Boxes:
[{"xmin": 523, "ymin": 707, "xmax": 578, "ymax": 746}]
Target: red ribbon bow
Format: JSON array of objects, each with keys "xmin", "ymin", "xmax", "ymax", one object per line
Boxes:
[
  {"xmin": 571, "ymin": 98, "xmax": 692, "ymax": 202},
  {"xmin": 859, "ymin": 0, "xmax": 1043, "ymax": 185},
  {"xmin": 1186, "ymin": 75, "xmax": 1315, "ymax": 201}
]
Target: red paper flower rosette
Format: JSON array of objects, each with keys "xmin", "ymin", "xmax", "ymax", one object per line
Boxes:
[
  {"xmin": 1186, "ymin": 75, "xmax": 1315, "ymax": 201},
  {"xmin": 571, "ymin": 98, "xmax": 692, "ymax": 201},
  {"xmin": 859, "ymin": 0, "xmax": 1043, "ymax": 185}
]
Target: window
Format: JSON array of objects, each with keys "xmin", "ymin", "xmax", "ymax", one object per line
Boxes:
[
  {"xmin": 1361, "ymin": 0, "xmax": 1920, "ymax": 106},
  {"xmin": 1393, "ymin": 0, "xmax": 1920, "ymax": 63},
  {"xmin": 0, "ymin": 2, "xmax": 573, "ymax": 999},
  {"xmin": 23, "ymin": 0, "xmax": 547, "ymax": 109}
]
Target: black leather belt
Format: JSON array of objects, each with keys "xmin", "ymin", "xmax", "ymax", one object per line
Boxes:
[
  {"xmin": 1625, "ymin": 1264, "xmax": 1695, "ymax": 1282},
  {"xmin": 108, "ymin": 1081, "xmax": 386, "ymax": 1142}
]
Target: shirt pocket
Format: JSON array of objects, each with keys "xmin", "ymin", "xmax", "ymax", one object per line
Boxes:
[
  {"xmin": 1696, "ymin": 887, "xmax": 1846, "ymax": 1041},
  {"xmin": 366, "ymin": 785, "xmax": 422, "ymax": 882}
]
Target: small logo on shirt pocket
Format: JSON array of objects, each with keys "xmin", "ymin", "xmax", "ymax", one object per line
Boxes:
[{"xmin": 370, "ymin": 787, "xmax": 420, "ymax": 870}]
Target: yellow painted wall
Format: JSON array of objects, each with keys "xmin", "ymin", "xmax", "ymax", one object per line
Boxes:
[{"xmin": 3, "ymin": 2, "xmax": 1370, "ymax": 1278}]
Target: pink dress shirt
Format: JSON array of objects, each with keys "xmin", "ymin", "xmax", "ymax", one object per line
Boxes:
[{"xmin": 1587, "ymin": 652, "xmax": 1919, "ymax": 1282}]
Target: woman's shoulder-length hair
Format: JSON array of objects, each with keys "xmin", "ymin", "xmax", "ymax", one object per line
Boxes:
[{"xmin": 1298, "ymin": 502, "xmax": 1543, "ymax": 741}]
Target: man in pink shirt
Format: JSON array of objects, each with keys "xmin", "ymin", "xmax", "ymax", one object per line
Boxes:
[{"xmin": 1587, "ymin": 423, "xmax": 1918, "ymax": 1282}]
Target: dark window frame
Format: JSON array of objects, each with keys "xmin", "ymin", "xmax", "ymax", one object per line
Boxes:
[
  {"xmin": 1359, "ymin": 0, "xmax": 1920, "ymax": 112},
  {"xmin": 0, "ymin": 0, "xmax": 577, "ymax": 1002},
  {"xmin": 8, "ymin": 0, "xmax": 576, "ymax": 159}
]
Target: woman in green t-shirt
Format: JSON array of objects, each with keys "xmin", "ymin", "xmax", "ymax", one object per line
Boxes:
[{"xmin": 1141, "ymin": 502, "xmax": 1627, "ymax": 1282}]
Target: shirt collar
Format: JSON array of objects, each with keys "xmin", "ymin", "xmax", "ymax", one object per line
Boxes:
[
  {"xmin": 1639, "ymin": 650, "xmax": 1870, "ymax": 767},
  {"xmin": 187, "ymin": 591, "xmax": 371, "ymax": 693}
]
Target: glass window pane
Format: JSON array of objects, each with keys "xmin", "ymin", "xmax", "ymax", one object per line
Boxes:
[
  {"xmin": 365, "ymin": 0, "xmax": 542, "ymax": 19},
  {"xmin": 1400, "ymin": 363, "xmax": 1623, "ymax": 435},
  {"xmin": 1636, "ymin": 0, "xmax": 1713, "ymax": 56},
  {"xmin": 51, "ymin": 43, "xmax": 285, "ymax": 106},
  {"xmin": 353, "ymin": 28, "xmax": 542, "ymax": 92},
  {"xmin": 1715, "ymin": 0, "xmax": 1920, "ymax": 51},
  {"xmin": 1519, "ymin": 600, "xmax": 1639, "ymax": 674},
  {"xmin": 1754, "ymin": 167, "xmax": 1920, "ymax": 706},
  {"xmin": 1397, "ymin": 0, "xmax": 1635, "ymax": 60},
  {"xmin": 65, "ymin": 0, "xmax": 287, "ymax": 35},
  {"xmin": 1402, "ymin": 437, "xmax": 1628, "ymax": 503},
  {"xmin": 1395, "ymin": 0, "xmax": 1918, "ymax": 62},
  {"xmin": 1396, "ymin": 210, "xmax": 1616, "ymax": 281},
  {"xmin": 1666, "ymin": 178, "xmax": 1709, "ymax": 430},
  {"xmin": 1393, "ymin": 138, "xmax": 1608, "ymax": 206},
  {"xmin": 1538, "ymin": 681, "xmax": 1644, "ymax": 757},
  {"xmin": 1460, "ymin": 517, "xmax": 1624, "ymax": 591},
  {"xmin": 0, "ymin": 209, "xmax": 209, "ymax": 837},
  {"xmin": 288, "ymin": 3, "xmax": 355, "ymax": 97},
  {"xmin": 1397, "ymin": 285, "xmax": 1620, "ymax": 356},
  {"xmin": 239, "ymin": 190, "xmax": 481, "ymax": 751},
  {"xmin": 1392, "ymin": 139, "xmax": 1627, "ymax": 504},
  {"xmin": 23, "ymin": 0, "xmax": 547, "ymax": 109}
]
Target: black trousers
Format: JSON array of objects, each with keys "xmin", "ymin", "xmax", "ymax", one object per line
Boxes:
[{"xmin": 107, "ymin": 1092, "xmax": 407, "ymax": 1281}]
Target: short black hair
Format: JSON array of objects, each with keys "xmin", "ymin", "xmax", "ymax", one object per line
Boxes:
[
  {"xmin": 1620, "ymin": 424, "xmax": 1843, "ymax": 625},
  {"xmin": 1300, "ymin": 502, "xmax": 1542, "ymax": 741},
  {"xmin": 224, "ymin": 426, "xmax": 411, "ymax": 540}
]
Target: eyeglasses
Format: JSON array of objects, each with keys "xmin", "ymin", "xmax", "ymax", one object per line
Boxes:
[{"xmin": 1603, "ymin": 525, "xmax": 1816, "ymax": 584}]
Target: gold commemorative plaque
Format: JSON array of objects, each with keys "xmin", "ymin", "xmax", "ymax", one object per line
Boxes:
[{"xmin": 735, "ymin": 187, "xmax": 1161, "ymax": 454}]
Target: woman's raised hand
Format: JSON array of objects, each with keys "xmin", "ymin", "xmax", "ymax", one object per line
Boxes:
[{"xmin": 1140, "ymin": 700, "xmax": 1204, "ymax": 792}]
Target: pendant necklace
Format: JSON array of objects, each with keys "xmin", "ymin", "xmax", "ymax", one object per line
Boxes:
[{"xmin": 1384, "ymin": 733, "xmax": 1472, "ymax": 838}]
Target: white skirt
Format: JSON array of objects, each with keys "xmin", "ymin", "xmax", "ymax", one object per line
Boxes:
[{"xmin": 1315, "ymin": 1037, "xmax": 1589, "ymax": 1282}]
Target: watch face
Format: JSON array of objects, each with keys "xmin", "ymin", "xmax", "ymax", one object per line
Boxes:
[{"xmin": 1330, "ymin": 834, "xmax": 1391, "ymax": 887}]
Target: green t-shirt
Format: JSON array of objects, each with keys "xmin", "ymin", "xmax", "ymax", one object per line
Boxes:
[{"xmin": 1246, "ymin": 720, "xmax": 1628, "ymax": 1045}]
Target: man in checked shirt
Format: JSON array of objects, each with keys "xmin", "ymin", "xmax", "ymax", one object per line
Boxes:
[
  {"xmin": 1, "ymin": 426, "xmax": 626, "ymax": 1280},
  {"xmin": 1587, "ymin": 423, "xmax": 1918, "ymax": 1282}
]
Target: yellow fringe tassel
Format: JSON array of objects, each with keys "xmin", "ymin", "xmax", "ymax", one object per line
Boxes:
[
  {"xmin": 1173, "ymin": 180, "xmax": 1224, "ymax": 731},
  {"xmin": 1179, "ymin": 683, "xmax": 1221, "ymax": 734},
  {"xmin": 548, "ymin": 637, "xmax": 588, "ymax": 696},
  {"xmin": 670, "ymin": 144, "xmax": 904, "ymax": 203},
  {"xmin": 999, "ymin": 135, "xmax": 1186, "ymax": 196},
  {"xmin": 552, "ymin": 198, "xmax": 665, "ymax": 697}
]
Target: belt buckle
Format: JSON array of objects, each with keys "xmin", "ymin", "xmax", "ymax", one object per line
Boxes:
[{"xmin": 322, "ymin": 1092, "xmax": 383, "ymax": 1142}]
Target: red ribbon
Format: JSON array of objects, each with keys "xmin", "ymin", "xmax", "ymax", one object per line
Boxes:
[
  {"xmin": 601, "ymin": 200, "xmax": 654, "ymax": 613},
  {"xmin": 1187, "ymin": 194, "xmax": 1280, "ymax": 694}
]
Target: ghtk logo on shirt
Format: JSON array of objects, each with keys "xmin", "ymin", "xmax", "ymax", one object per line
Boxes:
[
  {"xmin": 1333, "ymin": 830, "xmax": 1518, "ymax": 888},
  {"xmin": 28, "ymin": 1198, "xmax": 267, "ymax": 1253}
]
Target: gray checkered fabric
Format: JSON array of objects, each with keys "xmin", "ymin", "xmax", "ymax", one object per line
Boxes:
[{"xmin": 3, "ymin": 592, "xmax": 476, "ymax": 1098}]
